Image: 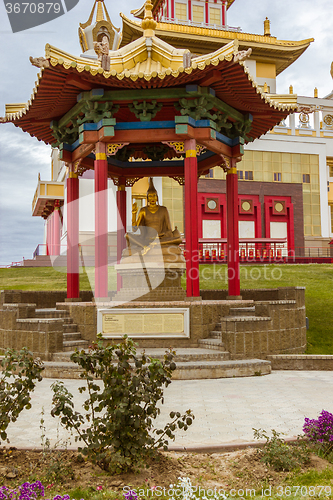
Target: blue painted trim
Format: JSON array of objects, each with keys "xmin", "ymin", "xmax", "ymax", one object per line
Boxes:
[
  {"xmin": 215, "ymin": 132, "xmax": 242, "ymax": 147},
  {"xmin": 91, "ymin": 89, "xmax": 104, "ymax": 97},
  {"xmin": 115, "ymin": 121, "xmax": 175, "ymax": 130},
  {"xmin": 62, "ymin": 139, "xmax": 80, "ymax": 152},
  {"xmin": 80, "ymin": 123, "xmax": 98, "ymax": 131},
  {"xmin": 186, "ymin": 85, "xmax": 198, "ymax": 93}
]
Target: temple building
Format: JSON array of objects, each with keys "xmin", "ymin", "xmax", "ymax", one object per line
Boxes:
[{"xmin": 18, "ymin": 0, "xmax": 333, "ymax": 267}]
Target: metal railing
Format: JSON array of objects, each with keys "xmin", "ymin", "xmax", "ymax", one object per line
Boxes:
[
  {"xmin": 159, "ymin": 16, "xmax": 241, "ymax": 32},
  {"xmin": 31, "ymin": 240, "xmax": 333, "ymax": 264}
]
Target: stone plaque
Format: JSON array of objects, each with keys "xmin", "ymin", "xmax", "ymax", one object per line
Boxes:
[{"xmin": 98, "ymin": 308, "xmax": 189, "ymax": 338}]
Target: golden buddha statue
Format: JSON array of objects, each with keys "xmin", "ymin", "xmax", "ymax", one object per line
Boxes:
[
  {"xmin": 126, "ymin": 178, "xmax": 182, "ymax": 256},
  {"xmin": 115, "ymin": 177, "xmax": 186, "ymax": 302}
]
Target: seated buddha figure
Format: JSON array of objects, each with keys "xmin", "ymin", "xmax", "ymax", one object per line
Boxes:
[{"xmin": 125, "ymin": 178, "xmax": 182, "ymax": 257}]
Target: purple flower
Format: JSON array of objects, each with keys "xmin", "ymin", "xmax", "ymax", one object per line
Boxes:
[{"xmin": 124, "ymin": 491, "xmax": 138, "ymax": 500}]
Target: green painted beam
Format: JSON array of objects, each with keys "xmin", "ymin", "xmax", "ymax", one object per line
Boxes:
[{"xmin": 53, "ymin": 86, "xmax": 247, "ymax": 137}]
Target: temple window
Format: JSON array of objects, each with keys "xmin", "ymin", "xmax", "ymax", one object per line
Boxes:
[
  {"xmin": 192, "ymin": 4, "xmax": 204, "ymax": 22},
  {"xmin": 274, "ymin": 172, "xmax": 282, "ymax": 182},
  {"xmin": 303, "ymin": 174, "xmax": 310, "ymax": 183},
  {"xmin": 238, "ymin": 170, "xmax": 253, "ymax": 180},
  {"xmin": 245, "ymin": 171, "xmax": 253, "ymax": 180},
  {"xmin": 209, "ymin": 6, "xmax": 221, "ymax": 25},
  {"xmin": 175, "ymin": 2, "xmax": 187, "ymax": 20}
]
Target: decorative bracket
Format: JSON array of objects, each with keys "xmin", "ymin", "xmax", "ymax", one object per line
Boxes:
[
  {"xmin": 107, "ymin": 143, "xmax": 129, "ymax": 156},
  {"xmin": 128, "ymin": 100, "xmax": 162, "ymax": 122}
]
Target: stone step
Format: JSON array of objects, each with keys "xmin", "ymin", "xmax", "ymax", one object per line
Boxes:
[
  {"xmin": 174, "ymin": 359, "xmax": 271, "ymax": 379},
  {"xmin": 229, "ymin": 306, "xmax": 256, "ymax": 316},
  {"xmin": 63, "ymin": 332, "xmax": 82, "ymax": 342},
  {"xmin": 63, "ymin": 323, "xmax": 78, "ymax": 333},
  {"xmin": 222, "ymin": 315, "xmax": 271, "ymax": 323},
  {"xmin": 209, "ymin": 330, "xmax": 222, "ymax": 339},
  {"xmin": 62, "ymin": 340, "xmax": 89, "ymax": 352},
  {"xmin": 52, "ymin": 348, "xmax": 231, "ymax": 363},
  {"xmin": 198, "ymin": 338, "xmax": 227, "ymax": 352},
  {"xmin": 35, "ymin": 308, "xmax": 70, "ymax": 319},
  {"xmin": 42, "ymin": 357, "xmax": 271, "ymax": 380}
]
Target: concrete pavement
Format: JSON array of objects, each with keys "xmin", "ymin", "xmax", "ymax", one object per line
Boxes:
[{"xmin": 5, "ymin": 371, "xmax": 333, "ymax": 450}]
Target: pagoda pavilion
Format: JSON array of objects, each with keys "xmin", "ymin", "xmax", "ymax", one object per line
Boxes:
[{"xmin": 2, "ymin": 0, "xmax": 299, "ymax": 300}]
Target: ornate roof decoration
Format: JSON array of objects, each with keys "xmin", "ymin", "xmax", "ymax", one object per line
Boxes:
[
  {"xmin": 141, "ymin": 0, "xmax": 157, "ymax": 37},
  {"xmin": 78, "ymin": 0, "xmax": 121, "ymax": 54}
]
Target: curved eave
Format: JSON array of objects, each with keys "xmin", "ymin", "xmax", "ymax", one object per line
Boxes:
[
  {"xmin": 3, "ymin": 48, "xmax": 296, "ymax": 145},
  {"xmin": 120, "ymin": 14, "xmax": 313, "ymax": 75}
]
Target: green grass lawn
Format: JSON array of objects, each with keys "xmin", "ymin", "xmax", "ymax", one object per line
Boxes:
[{"xmin": 1, "ymin": 264, "xmax": 332, "ymax": 354}]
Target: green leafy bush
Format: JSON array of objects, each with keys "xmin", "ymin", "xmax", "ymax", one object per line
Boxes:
[
  {"xmin": 0, "ymin": 347, "xmax": 44, "ymax": 443},
  {"xmin": 51, "ymin": 335, "xmax": 194, "ymax": 473},
  {"xmin": 253, "ymin": 428, "xmax": 310, "ymax": 471}
]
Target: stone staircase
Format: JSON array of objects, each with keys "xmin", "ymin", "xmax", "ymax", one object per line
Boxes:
[
  {"xmin": 35, "ymin": 308, "xmax": 89, "ymax": 352},
  {"xmin": 6, "ymin": 305, "xmax": 271, "ymax": 379},
  {"xmin": 198, "ymin": 306, "xmax": 256, "ymax": 351}
]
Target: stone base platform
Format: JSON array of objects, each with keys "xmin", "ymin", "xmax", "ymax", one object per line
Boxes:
[{"xmin": 47, "ymin": 348, "xmax": 271, "ymax": 379}]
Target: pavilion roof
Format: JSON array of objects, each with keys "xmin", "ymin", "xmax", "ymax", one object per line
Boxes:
[{"xmin": 2, "ymin": 37, "xmax": 297, "ymax": 146}]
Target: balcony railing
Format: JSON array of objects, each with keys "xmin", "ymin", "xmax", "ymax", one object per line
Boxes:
[{"xmin": 159, "ymin": 16, "xmax": 241, "ymax": 32}]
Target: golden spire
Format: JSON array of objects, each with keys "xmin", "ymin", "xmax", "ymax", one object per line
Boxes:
[
  {"xmin": 96, "ymin": 0, "xmax": 104, "ymax": 22},
  {"xmin": 142, "ymin": 0, "xmax": 157, "ymax": 37},
  {"xmin": 314, "ymin": 87, "xmax": 318, "ymax": 98},
  {"xmin": 289, "ymin": 85, "xmax": 294, "ymax": 94},
  {"xmin": 264, "ymin": 17, "xmax": 271, "ymax": 36}
]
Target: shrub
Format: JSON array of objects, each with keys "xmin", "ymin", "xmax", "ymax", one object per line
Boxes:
[
  {"xmin": 0, "ymin": 348, "xmax": 44, "ymax": 444},
  {"xmin": 253, "ymin": 428, "xmax": 310, "ymax": 471},
  {"xmin": 303, "ymin": 410, "xmax": 333, "ymax": 457},
  {"xmin": 51, "ymin": 335, "xmax": 194, "ymax": 473}
]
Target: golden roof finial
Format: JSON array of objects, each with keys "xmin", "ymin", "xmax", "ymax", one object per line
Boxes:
[
  {"xmin": 314, "ymin": 87, "xmax": 318, "ymax": 98},
  {"xmin": 96, "ymin": 0, "xmax": 104, "ymax": 22},
  {"xmin": 289, "ymin": 85, "xmax": 294, "ymax": 94},
  {"xmin": 264, "ymin": 17, "xmax": 271, "ymax": 36},
  {"xmin": 263, "ymin": 82, "xmax": 268, "ymax": 93},
  {"xmin": 142, "ymin": 0, "xmax": 157, "ymax": 37}
]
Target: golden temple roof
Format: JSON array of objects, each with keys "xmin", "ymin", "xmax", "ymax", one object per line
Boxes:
[{"xmin": 119, "ymin": 14, "xmax": 313, "ymax": 75}]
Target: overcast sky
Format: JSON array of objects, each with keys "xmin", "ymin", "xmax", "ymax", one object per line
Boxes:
[{"xmin": 0, "ymin": 0, "xmax": 332, "ymax": 265}]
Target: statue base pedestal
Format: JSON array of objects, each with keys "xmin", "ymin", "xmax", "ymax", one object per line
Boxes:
[{"xmin": 114, "ymin": 261, "xmax": 186, "ymax": 302}]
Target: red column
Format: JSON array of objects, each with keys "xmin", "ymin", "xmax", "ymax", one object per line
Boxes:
[
  {"xmin": 188, "ymin": 0, "xmax": 191, "ymax": 20},
  {"xmin": 46, "ymin": 218, "xmax": 50, "ymax": 256},
  {"xmin": 53, "ymin": 200, "xmax": 61, "ymax": 256},
  {"xmin": 50, "ymin": 212, "xmax": 54, "ymax": 256},
  {"xmin": 205, "ymin": 0, "xmax": 208, "ymax": 23},
  {"xmin": 67, "ymin": 165, "xmax": 79, "ymax": 298},
  {"xmin": 184, "ymin": 139, "xmax": 200, "ymax": 297},
  {"xmin": 226, "ymin": 160, "xmax": 241, "ymax": 298},
  {"xmin": 222, "ymin": 0, "xmax": 226, "ymax": 26},
  {"xmin": 171, "ymin": 0, "xmax": 174, "ymax": 19},
  {"xmin": 95, "ymin": 142, "xmax": 108, "ymax": 299},
  {"xmin": 116, "ymin": 179, "xmax": 127, "ymax": 291}
]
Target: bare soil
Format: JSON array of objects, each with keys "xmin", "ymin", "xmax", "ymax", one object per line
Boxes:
[{"xmin": 0, "ymin": 447, "xmax": 332, "ymax": 495}]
